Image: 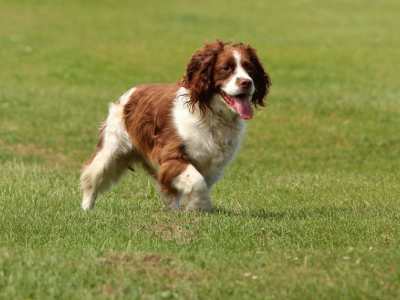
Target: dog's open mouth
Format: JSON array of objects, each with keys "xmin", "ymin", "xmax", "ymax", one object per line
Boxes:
[{"xmin": 219, "ymin": 91, "xmax": 253, "ymax": 120}]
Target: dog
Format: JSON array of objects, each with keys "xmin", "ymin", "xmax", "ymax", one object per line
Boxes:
[{"xmin": 80, "ymin": 40, "xmax": 271, "ymax": 211}]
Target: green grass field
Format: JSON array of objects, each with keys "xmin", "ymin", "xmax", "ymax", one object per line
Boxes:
[{"xmin": 1, "ymin": 0, "xmax": 399, "ymax": 299}]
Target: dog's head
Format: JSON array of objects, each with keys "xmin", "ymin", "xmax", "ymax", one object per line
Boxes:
[{"xmin": 182, "ymin": 40, "xmax": 271, "ymax": 119}]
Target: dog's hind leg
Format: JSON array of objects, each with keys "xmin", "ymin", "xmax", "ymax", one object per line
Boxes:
[
  {"xmin": 80, "ymin": 92, "xmax": 134, "ymax": 210},
  {"xmin": 80, "ymin": 146, "xmax": 131, "ymax": 210}
]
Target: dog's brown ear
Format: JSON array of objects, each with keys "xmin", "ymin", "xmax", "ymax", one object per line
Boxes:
[
  {"xmin": 246, "ymin": 46, "xmax": 271, "ymax": 107},
  {"xmin": 183, "ymin": 41, "xmax": 225, "ymax": 114}
]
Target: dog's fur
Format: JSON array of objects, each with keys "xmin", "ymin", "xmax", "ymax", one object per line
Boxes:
[{"xmin": 80, "ymin": 41, "xmax": 271, "ymax": 211}]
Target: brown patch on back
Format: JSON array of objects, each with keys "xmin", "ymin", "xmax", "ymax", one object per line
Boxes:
[{"xmin": 123, "ymin": 84, "xmax": 188, "ymax": 194}]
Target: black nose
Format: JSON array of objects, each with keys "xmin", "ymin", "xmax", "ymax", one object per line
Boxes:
[{"xmin": 237, "ymin": 78, "xmax": 252, "ymax": 89}]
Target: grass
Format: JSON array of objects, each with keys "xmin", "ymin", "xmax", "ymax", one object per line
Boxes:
[{"xmin": 1, "ymin": 0, "xmax": 400, "ymax": 299}]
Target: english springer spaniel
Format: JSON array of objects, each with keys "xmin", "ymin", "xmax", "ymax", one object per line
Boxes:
[{"xmin": 81, "ymin": 40, "xmax": 271, "ymax": 211}]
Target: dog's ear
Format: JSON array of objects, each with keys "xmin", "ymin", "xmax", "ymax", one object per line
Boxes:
[
  {"xmin": 183, "ymin": 41, "xmax": 224, "ymax": 113},
  {"xmin": 246, "ymin": 45, "xmax": 271, "ymax": 107}
]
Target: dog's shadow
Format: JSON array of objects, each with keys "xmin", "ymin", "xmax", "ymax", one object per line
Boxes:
[
  {"xmin": 212, "ymin": 207, "xmax": 285, "ymax": 220},
  {"xmin": 212, "ymin": 206, "xmax": 359, "ymax": 221}
]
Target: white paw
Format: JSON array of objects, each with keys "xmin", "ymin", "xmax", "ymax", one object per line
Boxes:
[{"xmin": 81, "ymin": 200, "xmax": 94, "ymax": 211}]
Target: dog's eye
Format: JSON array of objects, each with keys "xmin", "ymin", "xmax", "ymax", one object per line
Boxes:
[
  {"xmin": 221, "ymin": 64, "xmax": 232, "ymax": 72},
  {"xmin": 242, "ymin": 62, "xmax": 254, "ymax": 73}
]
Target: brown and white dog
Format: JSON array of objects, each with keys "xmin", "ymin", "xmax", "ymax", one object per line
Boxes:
[{"xmin": 80, "ymin": 41, "xmax": 271, "ymax": 211}]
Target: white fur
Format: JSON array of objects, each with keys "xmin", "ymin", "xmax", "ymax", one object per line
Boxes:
[
  {"xmin": 172, "ymin": 87, "xmax": 244, "ymax": 195},
  {"xmin": 119, "ymin": 87, "xmax": 135, "ymax": 106},
  {"xmin": 82, "ymin": 75, "xmax": 249, "ymax": 211},
  {"xmin": 171, "ymin": 53, "xmax": 254, "ymax": 209},
  {"xmin": 172, "ymin": 164, "xmax": 211, "ymax": 211},
  {"xmin": 221, "ymin": 50, "xmax": 255, "ymax": 97},
  {"xmin": 80, "ymin": 88, "xmax": 135, "ymax": 210}
]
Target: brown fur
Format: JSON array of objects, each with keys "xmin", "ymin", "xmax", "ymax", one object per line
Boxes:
[
  {"xmin": 236, "ymin": 44, "xmax": 271, "ymax": 106},
  {"xmin": 82, "ymin": 40, "xmax": 271, "ymax": 210},
  {"xmin": 123, "ymin": 42, "xmax": 271, "ymax": 196},
  {"xmin": 123, "ymin": 84, "xmax": 188, "ymax": 195},
  {"xmin": 182, "ymin": 41, "xmax": 271, "ymax": 112},
  {"xmin": 182, "ymin": 41, "xmax": 225, "ymax": 114}
]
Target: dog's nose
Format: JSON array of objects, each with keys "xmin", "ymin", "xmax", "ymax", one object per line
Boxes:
[{"xmin": 237, "ymin": 78, "xmax": 252, "ymax": 89}]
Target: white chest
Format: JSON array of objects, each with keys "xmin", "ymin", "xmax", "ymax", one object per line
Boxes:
[{"xmin": 172, "ymin": 88, "xmax": 244, "ymax": 184}]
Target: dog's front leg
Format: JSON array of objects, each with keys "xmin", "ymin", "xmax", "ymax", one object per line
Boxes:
[{"xmin": 171, "ymin": 164, "xmax": 212, "ymax": 212}]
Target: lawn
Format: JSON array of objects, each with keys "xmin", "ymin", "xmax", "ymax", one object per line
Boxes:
[{"xmin": 0, "ymin": 0, "xmax": 399, "ymax": 299}]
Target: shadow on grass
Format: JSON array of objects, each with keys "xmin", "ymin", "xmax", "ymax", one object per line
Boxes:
[
  {"xmin": 212, "ymin": 206, "xmax": 382, "ymax": 221},
  {"xmin": 213, "ymin": 207, "xmax": 287, "ymax": 220}
]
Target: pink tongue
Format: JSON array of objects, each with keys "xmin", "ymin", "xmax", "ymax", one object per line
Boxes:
[{"xmin": 231, "ymin": 98, "xmax": 253, "ymax": 120}]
